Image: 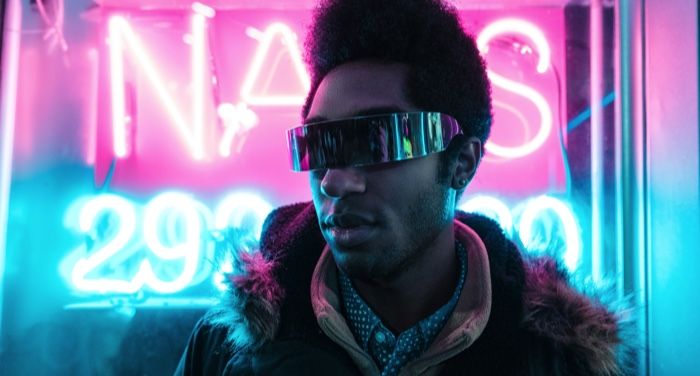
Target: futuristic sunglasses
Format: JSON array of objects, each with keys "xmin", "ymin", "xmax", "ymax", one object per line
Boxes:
[{"xmin": 287, "ymin": 112, "xmax": 462, "ymax": 171}]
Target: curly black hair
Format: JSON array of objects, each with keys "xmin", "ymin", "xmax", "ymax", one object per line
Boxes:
[{"xmin": 302, "ymin": 0, "xmax": 493, "ymax": 143}]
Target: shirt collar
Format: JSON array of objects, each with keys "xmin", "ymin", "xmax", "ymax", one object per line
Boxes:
[
  {"xmin": 310, "ymin": 220, "xmax": 492, "ymax": 375},
  {"xmin": 338, "ymin": 241, "xmax": 468, "ymax": 370}
]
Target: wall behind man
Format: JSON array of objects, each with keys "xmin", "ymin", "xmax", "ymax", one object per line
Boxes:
[{"xmin": 645, "ymin": 0, "xmax": 700, "ymax": 374}]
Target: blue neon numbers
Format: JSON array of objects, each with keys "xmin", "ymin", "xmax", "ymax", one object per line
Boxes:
[
  {"xmin": 64, "ymin": 192, "xmax": 579, "ymax": 295},
  {"xmin": 460, "ymin": 195, "xmax": 581, "ymax": 272},
  {"xmin": 64, "ymin": 191, "xmax": 273, "ymax": 295}
]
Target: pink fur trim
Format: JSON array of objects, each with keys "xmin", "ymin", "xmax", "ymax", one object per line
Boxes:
[{"xmin": 227, "ymin": 251, "xmax": 283, "ymax": 306}]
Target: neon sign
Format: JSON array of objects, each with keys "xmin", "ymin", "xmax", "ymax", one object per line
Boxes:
[
  {"xmin": 240, "ymin": 23, "xmax": 310, "ymax": 106},
  {"xmin": 460, "ymin": 195, "xmax": 514, "ymax": 237},
  {"xmin": 517, "ymin": 195, "xmax": 581, "ymax": 271},
  {"xmin": 107, "ymin": 8, "xmax": 311, "ymax": 162},
  {"xmin": 105, "ymin": 13, "xmax": 555, "ymax": 163},
  {"xmin": 217, "ymin": 102, "xmax": 259, "ymax": 158},
  {"xmin": 62, "ymin": 191, "xmax": 273, "ymax": 295},
  {"xmin": 108, "ymin": 4, "xmax": 214, "ymax": 160},
  {"xmin": 62, "ymin": 191, "xmax": 578, "ymax": 296},
  {"xmin": 460, "ymin": 195, "xmax": 581, "ymax": 271},
  {"xmin": 58, "ymin": 11, "xmax": 577, "ymax": 297},
  {"xmin": 477, "ymin": 18, "xmax": 554, "ymax": 159}
]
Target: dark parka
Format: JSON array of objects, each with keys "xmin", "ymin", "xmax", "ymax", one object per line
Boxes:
[{"xmin": 176, "ymin": 202, "xmax": 622, "ymax": 375}]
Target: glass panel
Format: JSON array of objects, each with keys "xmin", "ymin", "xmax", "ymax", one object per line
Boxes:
[{"xmin": 0, "ymin": 0, "xmax": 628, "ymax": 374}]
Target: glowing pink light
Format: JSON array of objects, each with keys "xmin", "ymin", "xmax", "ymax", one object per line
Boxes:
[
  {"xmin": 191, "ymin": 4, "xmax": 214, "ymax": 162},
  {"xmin": 191, "ymin": 2, "xmax": 215, "ymax": 18},
  {"xmin": 477, "ymin": 18, "xmax": 553, "ymax": 159},
  {"xmin": 108, "ymin": 17, "xmax": 128, "ymax": 158},
  {"xmin": 86, "ymin": 48, "xmax": 99, "ymax": 165},
  {"xmin": 240, "ymin": 23, "xmax": 310, "ymax": 106},
  {"xmin": 477, "ymin": 18, "xmax": 550, "ymax": 74},
  {"xmin": 0, "ymin": 0, "xmax": 22, "ymax": 332},
  {"xmin": 107, "ymin": 12, "xmax": 210, "ymax": 160},
  {"xmin": 217, "ymin": 102, "xmax": 259, "ymax": 157}
]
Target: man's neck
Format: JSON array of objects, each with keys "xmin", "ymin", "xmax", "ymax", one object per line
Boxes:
[{"xmin": 350, "ymin": 224, "xmax": 459, "ymax": 334}]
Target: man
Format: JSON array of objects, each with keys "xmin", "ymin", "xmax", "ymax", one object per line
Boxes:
[{"xmin": 175, "ymin": 0, "xmax": 623, "ymax": 374}]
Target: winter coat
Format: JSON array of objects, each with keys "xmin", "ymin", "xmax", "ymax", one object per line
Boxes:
[{"xmin": 175, "ymin": 202, "xmax": 622, "ymax": 375}]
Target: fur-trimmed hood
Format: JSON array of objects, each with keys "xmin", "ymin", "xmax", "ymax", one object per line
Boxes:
[{"xmin": 206, "ymin": 202, "xmax": 624, "ymax": 375}]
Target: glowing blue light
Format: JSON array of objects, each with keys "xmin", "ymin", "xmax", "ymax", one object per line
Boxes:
[
  {"xmin": 518, "ymin": 195, "xmax": 581, "ymax": 271},
  {"xmin": 142, "ymin": 191, "xmax": 203, "ymax": 293},
  {"xmin": 213, "ymin": 253, "xmax": 234, "ymax": 292},
  {"xmin": 214, "ymin": 191, "xmax": 273, "ymax": 239},
  {"xmin": 71, "ymin": 194, "xmax": 139, "ymax": 294},
  {"xmin": 65, "ymin": 191, "xmax": 274, "ymax": 295},
  {"xmin": 64, "ymin": 191, "xmax": 582, "ymax": 295},
  {"xmin": 459, "ymin": 195, "xmax": 513, "ymax": 236}
]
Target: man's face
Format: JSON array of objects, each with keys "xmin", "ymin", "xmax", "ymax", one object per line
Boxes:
[{"xmin": 306, "ymin": 61, "xmax": 456, "ymax": 282}]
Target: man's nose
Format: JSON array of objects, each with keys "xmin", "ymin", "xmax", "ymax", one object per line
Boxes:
[{"xmin": 320, "ymin": 168, "xmax": 366, "ymax": 198}]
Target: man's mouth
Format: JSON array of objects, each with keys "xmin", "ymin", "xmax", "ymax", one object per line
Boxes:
[
  {"xmin": 327, "ymin": 224, "xmax": 376, "ymax": 248},
  {"xmin": 323, "ymin": 213, "xmax": 377, "ymax": 248}
]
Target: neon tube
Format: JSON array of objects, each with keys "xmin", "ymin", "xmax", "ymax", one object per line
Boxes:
[
  {"xmin": 108, "ymin": 14, "xmax": 209, "ymax": 159},
  {"xmin": 86, "ymin": 49, "xmax": 99, "ymax": 165},
  {"xmin": 191, "ymin": 2, "xmax": 215, "ymax": 18},
  {"xmin": 108, "ymin": 17, "xmax": 128, "ymax": 158},
  {"xmin": 459, "ymin": 195, "xmax": 513, "ymax": 236},
  {"xmin": 142, "ymin": 192, "xmax": 202, "ymax": 293},
  {"xmin": 191, "ymin": 3, "xmax": 214, "ymax": 162},
  {"xmin": 240, "ymin": 23, "xmax": 310, "ymax": 106},
  {"xmin": 590, "ymin": 0, "xmax": 605, "ymax": 284},
  {"xmin": 477, "ymin": 18, "xmax": 550, "ymax": 74},
  {"xmin": 214, "ymin": 191, "xmax": 273, "ymax": 239},
  {"xmin": 217, "ymin": 102, "xmax": 259, "ymax": 158},
  {"xmin": 71, "ymin": 195, "xmax": 139, "ymax": 293},
  {"xmin": 518, "ymin": 195, "xmax": 581, "ymax": 272},
  {"xmin": 0, "ymin": 0, "xmax": 22, "ymax": 340},
  {"xmin": 477, "ymin": 18, "xmax": 553, "ymax": 159}
]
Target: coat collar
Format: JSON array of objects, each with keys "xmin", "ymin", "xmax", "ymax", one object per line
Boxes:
[
  {"xmin": 309, "ymin": 221, "xmax": 492, "ymax": 375},
  {"xmin": 205, "ymin": 202, "xmax": 622, "ymax": 375}
]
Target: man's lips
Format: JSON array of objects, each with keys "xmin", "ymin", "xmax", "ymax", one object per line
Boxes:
[
  {"xmin": 323, "ymin": 212, "xmax": 375, "ymax": 228},
  {"xmin": 326, "ymin": 225, "xmax": 377, "ymax": 248},
  {"xmin": 322, "ymin": 212, "xmax": 377, "ymax": 248}
]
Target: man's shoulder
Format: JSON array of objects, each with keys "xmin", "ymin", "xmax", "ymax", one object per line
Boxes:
[
  {"xmin": 259, "ymin": 201, "xmax": 321, "ymax": 255},
  {"xmin": 452, "ymin": 211, "xmax": 625, "ymax": 375},
  {"xmin": 517, "ymin": 256, "xmax": 625, "ymax": 375}
]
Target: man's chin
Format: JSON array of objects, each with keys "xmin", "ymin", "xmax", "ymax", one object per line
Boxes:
[{"xmin": 330, "ymin": 249, "xmax": 377, "ymax": 280}]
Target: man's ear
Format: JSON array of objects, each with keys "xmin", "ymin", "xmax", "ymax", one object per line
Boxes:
[{"xmin": 451, "ymin": 137, "xmax": 482, "ymax": 190}]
